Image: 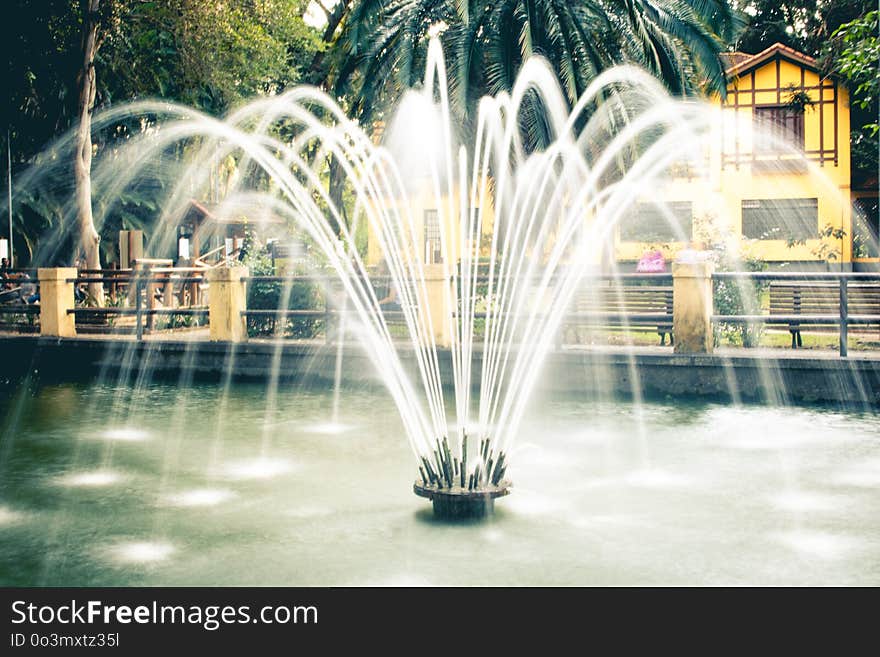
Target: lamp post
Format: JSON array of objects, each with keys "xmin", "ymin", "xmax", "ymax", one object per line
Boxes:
[{"xmin": 6, "ymin": 129, "xmax": 12, "ymax": 267}]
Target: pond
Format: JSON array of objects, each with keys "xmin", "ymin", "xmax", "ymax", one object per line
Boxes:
[{"xmin": 1, "ymin": 379, "xmax": 878, "ymax": 585}]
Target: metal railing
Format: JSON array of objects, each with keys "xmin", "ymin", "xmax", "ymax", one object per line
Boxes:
[
  {"xmin": 0, "ymin": 269, "xmax": 41, "ymax": 330},
  {"xmin": 64, "ymin": 270, "xmax": 208, "ymax": 340},
  {"xmin": 712, "ymin": 271, "xmax": 880, "ymax": 357},
  {"xmin": 7, "ymin": 267, "xmax": 879, "ymax": 357},
  {"xmin": 237, "ymin": 273, "xmax": 676, "ymax": 345}
]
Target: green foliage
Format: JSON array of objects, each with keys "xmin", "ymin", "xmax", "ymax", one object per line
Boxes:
[
  {"xmin": 240, "ymin": 233, "xmax": 325, "ymax": 339},
  {"xmin": 100, "ymin": 0, "xmax": 324, "ymax": 115},
  {"xmin": 732, "ymin": 1, "xmax": 870, "ymax": 56},
  {"xmin": 786, "ymin": 223, "xmax": 848, "ymax": 262},
  {"xmin": 5, "ymin": 0, "xmax": 324, "ymax": 266},
  {"xmin": 827, "ymin": 10, "xmax": 879, "ymax": 136},
  {"xmin": 694, "ymin": 213, "xmax": 767, "ymax": 347},
  {"xmin": 331, "ymin": 0, "xmax": 743, "ymax": 140},
  {"xmin": 784, "ymin": 84, "xmax": 814, "ymax": 113}
]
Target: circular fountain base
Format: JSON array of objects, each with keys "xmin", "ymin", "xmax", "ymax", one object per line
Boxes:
[{"xmin": 414, "ymin": 482, "xmax": 511, "ymax": 519}]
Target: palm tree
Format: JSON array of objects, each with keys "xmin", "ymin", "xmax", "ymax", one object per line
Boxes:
[{"xmin": 329, "ymin": 0, "xmax": 742, "ymax": 142}]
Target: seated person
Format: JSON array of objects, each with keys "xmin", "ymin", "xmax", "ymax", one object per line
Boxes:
[
  {"xmin": 0, "ymin": 258, "xmax": 12, "ymax": 290},
  {"xmin": 377, "ymin": 280, "xmax": 400, "ymax": 311},
  {"xmin": 20, "ymin": 274, "xmax": 39, "ymax": 304},
  {"xmin": 375, "ymin": 260, "xmax": 401, "ymax": 311}
]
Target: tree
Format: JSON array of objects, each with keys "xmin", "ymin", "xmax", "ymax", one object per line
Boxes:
[
  {"xmin": 826, "ymin": 10, "xmax": 878, "ymax": 135},
  {"xmin": 99, "ymin": 0, "xmax": 323, "ymax": 114},
  {"xmin": 825, "ymin": 10, "xmax": 879, "ymax": 185},
  {"xmin": 5, "ymin": 1, "xmax": 323, "ymax": 265},
  {"xmin": 731, "ymin": 1, "xmax": 870, "ymax": 56},
  {"xmin": 329, "ymin": 0, "xmax": 743, "ymax": 140},
  {"xmin": 74, "ymin": 0, "xmax": 104, "ymax": 303}
]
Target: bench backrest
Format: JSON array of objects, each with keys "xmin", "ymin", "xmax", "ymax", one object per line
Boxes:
[
  {"xmin": 769, "ymin": 283, "xmax": 880, "ymax": 315},
  {"xmin": 576, "ymin": 286, "xmax": 673, "ymax": 311}
]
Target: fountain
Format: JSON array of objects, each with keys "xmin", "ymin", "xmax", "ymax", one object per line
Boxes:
[
  {"xmin": 2, "ymin": 35, "xmax": 874, "ymax": 542},
  {"xmin": 66, "ymin": 39, "xmax": 719, "ymax": 518}
]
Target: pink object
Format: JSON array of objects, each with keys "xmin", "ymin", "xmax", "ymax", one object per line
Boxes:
[{"xmin": 636, "ymin": 250, "xmax": 666, "ymax": 273}]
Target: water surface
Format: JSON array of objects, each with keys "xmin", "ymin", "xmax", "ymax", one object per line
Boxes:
[{"xmin": 1, "ymin": 380, "xmax": 877, "ymax": 585}]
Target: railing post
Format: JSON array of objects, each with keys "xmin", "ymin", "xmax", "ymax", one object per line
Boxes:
[
  {"xmin": 135, "ymin": 275, "xmax": 143, "ymax": 341},
  {"xmin": 672, "ymin": 257, "xmax": 715, "ymax": 354},
  {"xmin": 324, "ymin": 287, "xmax": 334, "ymax": 345},
  {"xmin": 839, "ymin": 277, "xmax": 848, "ymax": 358},
  {"xmin": 207, "ymin": 266, "xmax": 249, "ymax": 342},
  {"xmin": 146, "ymin": 265, "xmax": 156, "ymax": 332},
  {"xmin": 37, "ymin": 268, "xmax": 77, "ymax": 338},
  {"xmin": 422, "ymin": 264, "xmax": 452, "ymax": 349}
]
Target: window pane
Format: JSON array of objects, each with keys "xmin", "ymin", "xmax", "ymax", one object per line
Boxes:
[
  {"xmin": 741, "ymin": 198, "xmax": 817, "ymax": 240},
  {"xmin": 853, "ymin": 197, "xmax": 879, "ymax": 258},
  {"xmin": 619, "ymin": 202, "xmax": 693, "ymax": 242},
  {"xmin": 424, "ymin": 209, "xmax": 442, "ymax": 263},
  {"xmin": 754, "ymin": 106, "xmax": 804, "ymax": 153}
]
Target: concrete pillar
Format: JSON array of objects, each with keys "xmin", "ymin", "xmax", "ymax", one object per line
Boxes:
[
  {"xmin": 38, "ymin": 268, "xmax": 77, "ymax": 338},
  {"xmin": 672, "ymin": 259, "xmax": 714, "ymax": 354},
  {"xmin": 207, "ymin": 266, "xmax": 249, "ymax": 342},
  {"xmin": 422, "ymin": 264, "xmax": 452, "ymax": 348}
]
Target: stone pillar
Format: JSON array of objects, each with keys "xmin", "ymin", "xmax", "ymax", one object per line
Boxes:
[
  {"xmin": 38, "ymin": 268, "xmax": 77, "ymax": 338},
  {"xmin": 422, "ymin": 264, "xmax": 452, "ymax": 348},
  {"xmin": 207, "ymin": 266, "xmax": 249, "ymax": 342},
  {"xmin": 672, "ymin": 259, "xmax": 714, "ymax": 354}
]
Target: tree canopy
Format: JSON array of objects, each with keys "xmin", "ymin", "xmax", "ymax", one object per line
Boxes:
[
  {"xmin": 4, "ymin": 1, "xmax": 877, "ymax": 264},
  {"xmin": 329, "ymin": 0, "xmax": 743, "ymax": 134},
  {"xmin": 5, "ymin": 0, "xmax": 324, "ymax": 263},
  {"xmin": 731, "ymin": 0, "xmax": 869, "ymax": 56},
  {"xmin": 6, "ymin": 0, "xmax": 323, "ymax": 165}
]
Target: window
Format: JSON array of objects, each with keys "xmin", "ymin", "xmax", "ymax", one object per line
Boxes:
[
  {"xmin": 853, "ymin": 197, "xmax": 879, "ymax": 258},
  {"xmin": 619, "ymin": 202, "xmax": 693, "ymax": 242},
  {"xmin": 741, "ymin": 198, "xmax": 817, "ymax": 240},
  {"xmin": 424, "ymin": 209, "xmax": 442, "ymax": 263},
  {"xmin": 753, "ymin": 106, "xmax": 804, "ymax": 153}
]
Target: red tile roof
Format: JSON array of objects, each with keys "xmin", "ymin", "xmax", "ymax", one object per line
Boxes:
[{"xmin": 723, "ymin": 42, "xmax": 819, "ymax": 78}]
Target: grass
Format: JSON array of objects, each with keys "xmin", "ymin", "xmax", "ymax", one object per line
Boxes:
[
  {"xmin": 577, "ymin": 326, "xmax": 879, "ymax": 351},
  {"xmin": 385, "ymin": 322, "xmax": 879, "ymax": 352}
]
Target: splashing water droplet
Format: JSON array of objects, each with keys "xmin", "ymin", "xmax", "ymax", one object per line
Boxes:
[
  {"xmin": 98, "ymin": 428, "xmax": 151, "ymax": 442},
  {"xmin": 162, "ymin": 488, "xmax": 237, "ymax": 508},
  {"xmin": 57, "ymin": 470, "xmax": 124, "ymax": 487},
  {"xmin": 107, "ymin": 540, "xmax": 175, "ymax": 564},
  {"xmin": 215, "ymin": 458, "xmax": 293, "ymax": 481},
  {"xmin": 0, "ymin": 506, "xmax": 25, "ymax": 526}
]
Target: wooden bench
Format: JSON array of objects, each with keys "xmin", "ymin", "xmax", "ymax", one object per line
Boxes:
[
  {"xmin": 564, "ymin": 284, "xmax": 674, "ymax": 346},
  {"xmin": 0, "ymin": 286, "xmax": 22, "ymax": 304},
  {"xmin": 769, "ymin": 282, "xmax": 880, "ymax": 348}
]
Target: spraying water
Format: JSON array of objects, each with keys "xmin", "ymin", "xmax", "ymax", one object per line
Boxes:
[{"xmin": 8, "ymin": 38, "xmax": 841, "ymax": 514}]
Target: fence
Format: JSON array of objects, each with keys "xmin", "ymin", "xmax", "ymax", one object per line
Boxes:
[
  {"xmin": 712, "ymin": 272, "xmax": 880, "ymax": 357},
  {"xmin": 0, "ymin": 269, "xmax": 41, "ymax": 332},
  {"xmin": 4, "ymin": 266, "xmax": 879, "ymax": 358}
]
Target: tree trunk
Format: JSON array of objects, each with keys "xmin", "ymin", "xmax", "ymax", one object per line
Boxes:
[{"xmin": 74, "ymin": 0, "xmax": 104, "ymax": 305}]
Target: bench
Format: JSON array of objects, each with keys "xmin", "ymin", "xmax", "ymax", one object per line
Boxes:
[
  {"xmin": 0, "ymin": 286, "xmax": 22, "ymax": 304},
  {"xmin": 563, "ymin": 284, "xmax": 674, "ymax": 346},
  {"xmin": 769, "ymin": 282, "xmax": 880, "ymax": 348}
]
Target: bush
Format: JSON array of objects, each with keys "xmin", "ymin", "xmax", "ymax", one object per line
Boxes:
[
  {"xmin": 241, "ymin": 246, "xmax": 325, "ymax": 339},
  {"xmin": 694, "ymin": 213, "xmax": 768, "ymax": 347}
]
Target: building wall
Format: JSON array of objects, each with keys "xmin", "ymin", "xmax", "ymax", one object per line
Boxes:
[
  {"xmin": 616, "ymin": 54, "xmax": 853, "ymax": 268},
  {"xmin": 367, "ymin": 50, "xmax": 858, "ymax": 270},
  {"xmin": 365, "ymin": 177, "xmax": 495, "ymax": 267}
]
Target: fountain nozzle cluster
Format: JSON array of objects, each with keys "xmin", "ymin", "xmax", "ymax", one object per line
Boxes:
[{"xmin": 414, "ymin": 433, "xmax": 511, "ymax": 519}]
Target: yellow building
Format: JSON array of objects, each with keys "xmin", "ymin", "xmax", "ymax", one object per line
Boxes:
[
  {"xmin": 367, "ymin": 43, "xmax": 877, "ymax": 271},
  {"xmin": 619, "ymin": 43, "xmax": 877, "ymax": 271},
  {"xmin": 365, "ymin": 177, "xmax": 495, "ymax": 268}
]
